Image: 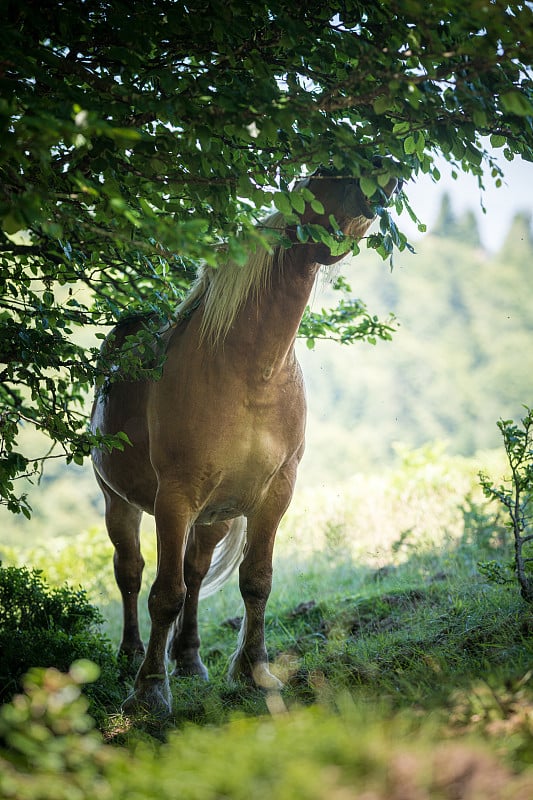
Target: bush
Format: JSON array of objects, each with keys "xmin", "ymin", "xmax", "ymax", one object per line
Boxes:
[
  {"xmin": 480, "ymin": 407, "xmax": 533, "ymax": 601},
  {"xmin": 0, "ymin": 564, "xmax": 121, "ymax": 713}
]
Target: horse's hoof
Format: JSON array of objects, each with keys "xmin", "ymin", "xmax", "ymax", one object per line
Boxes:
[
  {"xmin": 252, "ymin": 663, "xmax": 284, "ymax": 691},
  {"xmin": 121, "ymin": 680, "xmax": 172, "ymax": 717},
  {"xmin": 228, "ymin": 659, "xmax": 283, "ymax": 691},
  {"xmin": 172, "ymin": 660, "xmax": 209, "ymax": 681}
]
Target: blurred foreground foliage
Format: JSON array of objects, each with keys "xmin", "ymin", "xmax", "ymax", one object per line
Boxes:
[{"xmin": 2, "ymin": 662, "xmax": 533, "ymax": 800}]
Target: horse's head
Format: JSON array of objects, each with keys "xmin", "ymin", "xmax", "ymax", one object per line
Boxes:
[{"xmin": 293, "ymin": 163, "xmax": 400, "ymax": 265}]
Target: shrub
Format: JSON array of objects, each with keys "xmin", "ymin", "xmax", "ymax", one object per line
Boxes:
[
  {"xmin": 0, "ymin": 564, "xmax": 121, "ymax": 713},
  {"xmin": 480, "ymin": 407, "xmax": 533, "ymax": 601}
]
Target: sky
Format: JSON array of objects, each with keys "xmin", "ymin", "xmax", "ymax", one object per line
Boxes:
[{"xmin": 397, "ymin": 150, "xmax": 533, "ymax": 252}]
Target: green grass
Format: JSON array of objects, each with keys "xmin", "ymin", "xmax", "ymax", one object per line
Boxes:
[
  {"xmin": 152, "ymin": 552, "xmax": 532, "ymax": 732},
  {"xmin": 2, "ymin": 447, "xmax": 532, "ymax": 746},
  {"xmin": 3, "ymin": 448, "xmax": 533, "ymax": 796}
]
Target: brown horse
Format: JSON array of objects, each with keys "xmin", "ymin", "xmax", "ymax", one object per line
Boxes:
[{"xmin": 91, "ymin": 170, "xmax": 398, "ymax": 714}]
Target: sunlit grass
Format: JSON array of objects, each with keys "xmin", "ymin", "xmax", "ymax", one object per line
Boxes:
[{"xmin": 2, "ymin": 443, "xmax": 528, "ymax": 742}]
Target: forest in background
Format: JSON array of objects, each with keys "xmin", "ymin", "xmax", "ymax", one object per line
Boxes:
[
  {"xmin": 0, "ymin": 194, "xmax": 532, "ymax": 543},
  {"xmin": 298, "ymin": 194, "xmax": 533, "ymax": 483}
]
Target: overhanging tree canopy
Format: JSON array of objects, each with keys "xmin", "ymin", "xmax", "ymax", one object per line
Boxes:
[{"xmin": 1, "ymin": 0, "xmax": 532, "ymax": 514}]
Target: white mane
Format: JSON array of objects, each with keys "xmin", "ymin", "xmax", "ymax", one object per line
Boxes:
[{"xmin": 175, "ymin": 210, "xmax": 287, "ymax": 347}]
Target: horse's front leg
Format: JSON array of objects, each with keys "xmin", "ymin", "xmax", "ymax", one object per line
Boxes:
[
  {"xmin": 169, "ymin": 520, "xmax": 231, "ymax": 680},
  {"xmin": 123, "ymin": 482, "xmax": 191, "ymax": 716},
  {"xmin": 229, "ymin": 468, "xmax": 295, "ymax": 690}
]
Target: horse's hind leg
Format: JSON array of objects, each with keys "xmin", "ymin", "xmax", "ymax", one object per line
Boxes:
[
  {"xmin": 169, "ymin": 520, "xmax": 231, "ymax": 680},
  {"xmin": 96, "ymin": 474, "xmax": 145, "ymax": 666},
  {"xmin": 228, "ymin": 470, "xmax": 295, "ymax": 690}
]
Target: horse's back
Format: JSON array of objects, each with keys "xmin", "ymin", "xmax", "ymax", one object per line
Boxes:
[{"xmin": 91, "ymin": 317, "xmax": 159, "ymax": 513}]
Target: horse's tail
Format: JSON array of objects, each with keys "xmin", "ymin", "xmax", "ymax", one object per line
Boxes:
[{"xmin": 199, "ymin": 516, "xmax": 246, "ymax": 599}]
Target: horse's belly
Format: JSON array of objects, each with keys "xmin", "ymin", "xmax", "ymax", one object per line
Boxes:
[
  {"xmin": 199, "ymin": 442, "xmax": 297, "ymax": 523},
  {"xmin": 196, "ymin": 502, "xmax": 244, "ymax": 525}
]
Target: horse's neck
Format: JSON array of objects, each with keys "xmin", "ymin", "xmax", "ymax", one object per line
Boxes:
[{"xmin": 226, "ymin": 247, "xmax": 320, "ymax": 376}]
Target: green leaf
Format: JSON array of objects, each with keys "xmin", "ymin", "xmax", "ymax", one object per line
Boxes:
[
  {"xmin": 359, "ymin": 177, "xmax": 377, "ymax": 198},
  {"xmin": 373, "ymin": 95, "xmax": 392, "ymax": 115},
  {"xmin": 311, "ymin": 198, "xmax": 325, "ymax": 215},
  {"xmin": 377, "ymin": 171, "xmax": 392, "ymax": 188},
  {"xmin": 473, "ymin": 110, "xmax": 487, "ymax": 128},
  {"xmin": 1, "ymin": 213, "xmax": 25, "ymax": 235},
  {"xmin": 415, "ymin": 132, "xmax": 426, "ymax": 157},
  {"xmin": 306, "ymin": 224, "xmax": 331, "ymax": 245},
  {"xmin": 273, "ymin": 193, "xmax": 292, "ymax": 215},
  {"xmin": 296, "ymin": 225, "xmax": 309, "ymax": 242},
  {"xmin": 500, "ymin": 91, "xmax": 533, "ymax": 117},
  {"xmin": 109, "ymin": 126, "xmax": 142, "ymax": 142},
  {"xmin": 290, "ymin": 191, "xmax": 306, "ymax": 214},
  {"xmin": 490, "ymin": 134, "xmax": 506, "ymax": 148},
  {"xmin": 393, "ymin": 121, "xmax": 411, "ymax": 137},
  {"xmin": 404, "ymin": 136, "xmax": 416, "ymax": 155}
]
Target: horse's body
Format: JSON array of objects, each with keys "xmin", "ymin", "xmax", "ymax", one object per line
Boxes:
[{"xmin": 91, "ymin": 172, "xmax": 397, "ymax": 713}]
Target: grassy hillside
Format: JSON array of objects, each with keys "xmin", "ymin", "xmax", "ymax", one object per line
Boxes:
[
  {"xmin": 0, "ymin": 447, "xmax": 523, "ymax": 709},
  {"xmin": 3, "ymin": 446, "xmax": 533, "ymax": 798}
]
